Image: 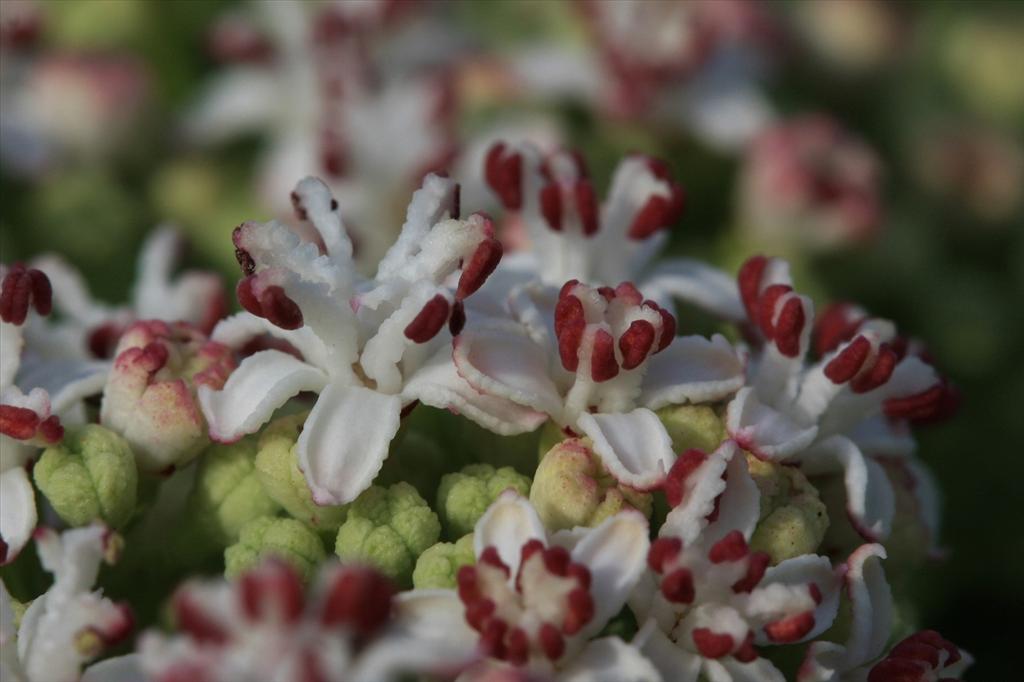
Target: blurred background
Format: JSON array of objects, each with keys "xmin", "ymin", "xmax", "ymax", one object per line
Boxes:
[{"xmin": 0, "ymin": 1, "xmax": 1020, "ymax": 676}]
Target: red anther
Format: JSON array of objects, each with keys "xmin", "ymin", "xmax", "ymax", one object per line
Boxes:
[
  {"xmin": 692, "ymin": 628, "xmax": 734, "ymax": 659},
  {"xmin": 614, "ymin": 282, "xmax": 643, "ymax": 304},
  {"xmin": 562, "ymin": 588, "xmax": 594, "ymax": 635},
  {"xmin": 1, "ymin": 265, "xmax": 51, "ymax": 324},
  {"xmin": 451, "ymin": 183, "xmax": 461, "ymax": 220},
  {"xmin": 542, "ymin": 546, "xmax": 571, "ymax": 576},
  {"xmin": 661, "ymin": 567, "xmax": 695, "ymax": 604},
  {"xmin": 456, "ymin": 566, "xmax": 481, "ymax": 603},
  {"xmin": 101, "ymin": 604, "xmax": 135, "ymax": 645},
  {"xmin": 655, "ymin": 305, "xmax": 676, "ymax": 352},
  {"xmin": 708, "ymin": 531, "xmax": 749, "ymax": 564},
  {"xmin": 809, "ymin": 583, "xmax": 823, "ymax": 604},
  {"xmin": 505, "ymin": 627, "xmax": 530, "ymax": 665},
  {"xmin": 27, "ymin": 269, "xmax": 51, "ymax": 316},
  {"xmin": 738, "ymin": 256, "xmax": 768, "ymax": 323},
  {"xmin": 241, "ymin": 563, "xmax": 304, "ymax": 625},
  {"xmin": 520, "ymin": 539, "xmax": 544, "ymax": 564},
  {"xmin": 539, "ymin": 623, "xmax": 566, "ymax": 660},
  {"xmin": 234, "ymin": 237, "xmax": 256, "ymax": 275},
  {"xmin": 664, "ymin": 449, "xmax": 709, "ymax": 507},
  {"xmin": 0, "ymin": 538, "xmax": 7, "ymax": 565},
  {"xmin": 734, "ymin": 631, "xmax": 758, "ymax": 663},
  {"xmin": 619, "ymin": 319, "xmax": 656, "ymax": 370},
  {"xmin": 484, "ymin": 143, "xmax": 523, "ymax": 210},
  {"xmin": 479, "ymin": 546, "xmax": 510, "ymax": 575},
  {"xmin": 814, "ymin": 302, "xmax": 864, "ymax": 355},
  {"xmin": 140, "ymin": 342, "xmax": 170, "ymax": 373},
  {"xmin": 567, "ymin": 563, "xmax": 591, "ymax": 591},
  {"xmin": 596, "ymin": 286, "xmax": 616, "ymax": 301},
  {"xmin": 479, "ymin": 619, "xmax": 508, "ymax": 659},
  {"xmin": 261, "ymin": 286, "xmax": 304, "ymax": 330},
  {"xmin": 320, "ymin": 566, "xmax": 395, "ymax": 635},
  {"xmin": 554, "ymin": 294, "xmax": 585, "ymax": 372},
  {"xmin": 627, "ymin": 194, "xmax": 673, "ymax": 240},
  {"xmin": 883, "ymin": 384, "xmax": 945, "ymax": 421},
  {"xmin": 756, "ymin": 284, "xmax": 793, "ymax": 339},
  {"xmin": 590, "ymin": 329, "xmax": 619, "ymax": 382},
  {"xmin": 731, "ymin": 552, "xmax": 769, "ymax": 593},
  {"xmin": 404, "ymin": 295, "xmax": 450, "ymax": 343},
  {"xmin": 448, "ymin": 300, "xmax": 466, "ymax": 336},
  {"xmin": 174, "ymin": 593, "xmax": 229, "ymax": 644},
  {"xmin": 38, "ymin": 415, "xmax": 64, "ymax": 444},
  {"xmin": 87, "ymin": 323, "xmax": 124, "ymax": 359},
  {"xmin": 774, "ymin": 297, "xmax": 807, "ymax": 358},
  {"xmin": 456, "ymin": 238, "xmax": 503, "ymax": 300},
  {"xmin": 824, "ymin": 335, "xmax": 871, "ymax": 384},
  {"xmin": 558, "ymin": 279, "xmax": 580, "ymax": 299},
  {"xmin": 0, "ymin": 405, "xmax": 40, "ymax": 440},
  {"xmin": 464, "ymin": 597, "xmax": 496, "ymax": 631},
  {"xmin": 575, "ymin": 180, "xmax": 599, "ymax": 236},
  {"xmin": 902, "ymin": 630, "xmax": 961, "ymax": 665},
  {"xmin": 540, "ymin": 182, "xmax": 562, "ymax": 231},
  {"xmin": 764, "ymin": 611, "xmax": 815, "ymax": 643},
  {"xmin": 644, "ymin": 157, "xmax": 672, "ymax": 182},
  {"xmin": 867, "ymin": 658, "xmax": 931, "ymax": 682},
  {"xmin": 851, "ymin": 344, "xmax": 897, "ymax": 394},
  {"xmin": 648, "ymin": 537, "xmax": 682, "ymax": 573},
  {"xmin": 312, "ymin": 7, "xmax": 350, "ymax": 44},
  {"xmin": 236, "ymin": 277, "xmax": 262, "ymax": 317},
  {"xmin": 300, "ymin": 648, "xmax": 329, "ymax": 682}
]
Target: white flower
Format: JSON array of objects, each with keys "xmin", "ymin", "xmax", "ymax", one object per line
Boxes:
[
  {"xmin": 798, "ymin": 544, "xmax": 972, "ymax": 682},
  {"xmin": 724, "ymin": 255, "xmax": 953, "ymax": 543},
  {"xmin": 398, "ymin": 491, "xmax": 657, "ymax": 681},
  {"xmin": 455, "ymin": 278, "xmax": 745, "ymax": 490},
  {"xmin": 632, "ymin": 440, "xmax": 840, "ymax": 682},
  {"xmin": 199, "ymin": 173, "xmax": 532, "ymax": 505},
  {"xmin": 0, "ymin": 525, "xmax": 134, "ymax": 682},
  {"xmin": 481, "ymin": 142, "xmax": 745, "ymax": 321},
  {"xmin": 139, "ymin": 559, "xmax": 447, "ymax": 682}
]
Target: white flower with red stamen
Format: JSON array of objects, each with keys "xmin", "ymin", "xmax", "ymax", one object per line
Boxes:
[
  {"xmin": 139, "ymin": 559, "xmax": 450, "ymax": 682},
  {"xmin": 738, "ymin": 115, "xmax": 883, "ymax": 252},
  {"xmin": 482, "ymin": 142, "xmax": 745, "ymax": 321},
  {"xmin": 184, "ymin": 0, "xmax": 456, "ymax": 268},
  {"xmin": 398, "ymin": 492, "xmax": 657, "ymax": 681},
  {"xmin": 200, "ymin": 173, "xmax": 533, "ymax": 506},
  {"xmin": 100, "ymin": 320, "xmax": 235, "ymax": 473},
  {"xmin": 455, "ymin": 278, "xmax": 745, "ymax": 490},
  {"xmin": 725, "ymin": 255, "xmax": 953, "ymax": 542},
  {"xmin": 799, "ymin": 545, "xmax": 972, "ymax": 682},
  {"xmin": 0, "ymin": 525, "xmax": 135, "ymax": 682},
  {"xmin": 632, "ymin": 440, "xmax": 840, "ymax": 682}
]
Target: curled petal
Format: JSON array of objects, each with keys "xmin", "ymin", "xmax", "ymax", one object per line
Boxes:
[
  {"xmin": 640, "ymin": 334, "xmax": 746, "ymax": 410},
  {"xmin": 559, "ymin": 636, "xmax": 662, "ymax": 682},
  {"xmin": 642, "ymin": 258, "xmax": 746, "ymax": 322},
  {"xmin": 576, "ymin": 408, "xmax": 676, "ymax": 490},
  {"xmin": 0, "ymin": 467, "xmax": 37, "ymax": 564},
  {"xmin": 753, "ymin": 554, "xmax": 839, "ymax": 645},
  {"xmin": 634, "ymin": 620, "xmax": 702, "ymax": 682},
  {"xmin": 726, "ymin": 387, "xmax": 818, "ymax": 461}
]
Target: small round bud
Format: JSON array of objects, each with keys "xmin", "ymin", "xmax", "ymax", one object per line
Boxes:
[
  {"xmin": 33, "ymin": 425, "xmax": 138, "ymax": 528},
  {"xmin": 746, "ymin": 454, "xmax": 829, "ymax": 564},
  {"xmin": 656, "ymin": 404, "xmax": 726, "ymax": 454},
  {"xmin": 530, "ymin": 438, "xmax": 652, "ymax": 532},
  {"xmin": 224, "ymin": 516, "xmax": 325, "ymax": 582},
  {"xmin": 437, "ymin": 464, "xmax": 531, "ymax": 538},
  {"xmin": 412, "ymin": 533, "xmax": 475, "ymax": 589}
]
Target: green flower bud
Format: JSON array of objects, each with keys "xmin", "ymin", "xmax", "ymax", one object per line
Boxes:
[
  {"xmin": 33, "ymin": 425, "xmax": 138, "ymax": 528},
  {"xmin": 334, "ymin": 482, "xmax": 441, "ymax": 587},
  {"xmin": 537, "ymin": 420, "xmax": 565, "ymax": 462},
  {"xmin": 224, "ymin": 516, "xmax": 325, "ymax": 581},
  {"xmin": 412, "ymin": 533, "xmax": 475, "ymax": 589},
  {"xmin": 746, "ymin": 454, "xmax": 829, "ymax": 564},
  {"xmin": 437, "ymin": 464, "xmax": 531, "ymax": 538},
  {"xmin": 656, "ymin": 404, "xmax": 726, "ymax": 454},
  {"xmin": 530, "ymin": 438, "xmax": 652, "ymax": 532},
  {"xmin": 254, "ymin": 414, "xmax": 346, "ymax": 533},
  {"xmin": 189, "ymin": 438, "xmax": 280, "ymax": 549}
]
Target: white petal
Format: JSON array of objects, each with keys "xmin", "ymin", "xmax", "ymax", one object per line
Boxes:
[
  {"xmin": 705, "ymin": 657, "xmax": 786, "ymax": 682},
  {"xmin": 642, "ymin": 259, "xmax": 746, "ymax": 322},
  {"xmin": 375, "ymin": 173, "xmax": 459, "ymax": 281},
  {"xmin": 182, "ymin": 68, "xmax": 280, "ymax": 143},
  {"xmin": 393, "ymin": 589, "xmax": 477, "ymax": 648},
  {"xmin": 209, "ymin": 312, "xmax": 329, "ymax": 366},
  {"xmin": 753, "ymin": 554, "xmax": 840, "ymax": 645},
  {"xmin": 29, "ymin": 255, "xmax": 106, "ymax": 325},
  {"xmin": 0, "ymin": 468, "xmax": 37, "ymax": 564},
  {"xmin": 640, "ymin": 334, "xmax": 746, "ymax": 410},
  {"xmin": 571, "ymin": 510, "xmax": 650, "ymax": 637},
  {"xmin": 659, "ymin": 442, "xmax": 731, "ymax": 545},
  {"xmin": 726, "ymin": 387, "xmax": 818, "ymax": 461},
  {"xmin": 297, "ymin": 383, "xmax": 402, "ymax": 505},
  {"xmin": 0, "ymin": 322, "xmax": 23, "ymax": 389},
  {"xmin": 81, "ymin": 655, "xmax": 142, "ymax": 682},
  {"xmin": 403, "ymin": 346, "xmax": 548, "ymax": 435},
  {"xmin": 902, "ymin": 458, "xmax": 942, "ymax": 557},
  {"xmin": 559, "ymin": 637, "xmax": 662, "ymax": 682},
  {"xmin": 844, "ymin": 544, "xmax": 892, "ymax": 667},
  {"xmin": 453, "ymin": 322, "xmax": 564, "ymax": 418},
  {"xmin": 577, "ymin": 408, "xmax": 676, "ymax": 490},
  {"xmin": 31, "ymin": 361, "xmax": 108, "ymax": 416},
  {"xmin": 473, "ymin": 490, "xmax": 546, "ymax": 577},
  {"xmin": 703, "ymin": 442, "xmax": 761, "ymax": 545},
  {"xmin": 801, "ymin": 436, "xmax": 894, "ymax": 542},
  {"xmin": 353, "ymin": 632, "xmax": 474, "ymax": 682},
  {"xmin": 198, "ymin": 350, "xmax": 328, "ymax": 442},
  {"xmin": 634, "ymin": 619, "xmax": 702, "ymax": 682}
]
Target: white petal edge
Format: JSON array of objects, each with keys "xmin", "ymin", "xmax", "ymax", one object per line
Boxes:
[
  {"xmin": 634, "ymin": 619, "xmax": 702, "ymax": 682},
  {"xmin": 640, "ymin": 334, "xmax": 746, "ymax": 410},
  {"xmin": 473, "ymin": 490, "xmax": 546, "ymax": 578},
  {"xmin": 577, "ymin": 408, "xmax": 676, "ymax": 490},
  {"xmin": 642, "ymin": 258, "xmax": 746, "ymax": 322},
  {"xmin": 754, "ymin": 554, "xmax": 840, "ymax": 646},
  {"xmin": 81, "ymin": 655, "xmax": 142, "ymax": 682},
  {"xmin": 559, "ymin": 636, "xmax": 662, "ymax": 682},
  {"xmin": 726, "ymin": 387, "xmax": 818, "ymax": 461},
  {"xmin": 0, "ymin": 468, "xmax": 37, "ymax": 564}
]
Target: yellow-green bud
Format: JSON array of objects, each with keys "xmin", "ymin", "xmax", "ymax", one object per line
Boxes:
[
  {"xmin": 530, "ymin": 438, "xmax": 652, "ymax": 532},
  {"xmin": 746, "ymin": 454, "xmax": 829, "ymax": 564},
  {"xmin": 437, "ymin": 464, "xmax": 531, "ymax": 538},
  {"xmin": 412, "ymin": 533, "xmax": 475, "ymax": 589},
  {"xmin": 189, "ymin": 438, "xmax": 280, "ymax": 549},
  {"xmin": 224, "ymin": 516, "xmax": 325, "ymax": 581},
  {"xmin": 334, "ymin": 482, "xmax": 440, "ymax": 587},
  {"xmin": 656, "ymin": 404, "xmax": 726, "ymax": 454},
  {"xmin": 33, "ymin": 425, "xmax": 138, "ymax": 528},
  {"xmin": 254, "ymin": 413, "xmax": 347, "ymax": 533},
  {"xmin": 537, "ymin": 420, "xmax": 565, "ymax": 462}
]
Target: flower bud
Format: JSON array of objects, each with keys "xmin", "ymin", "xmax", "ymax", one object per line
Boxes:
[
  {"xmin": 100, "ymin": 320, "xmax": 235, "ymax": 473},
  {"xmin": 412, "ymin": 533, "xmax": 475, "ymax": 589},
  {"xmin": 33, "ymin": 425, "xmax": 138, "ymax": 529},
  {"xmin": 224, "ymin": 516, "xmax": 325, "ymax": 581},
  {"xmin": 746, "ymin": 454, "xmax": 829, "ymax": 564},
  {"xmin": 254, "ymin": 413, "xmax": 346, "ymax": 533},
  {"xmin": 436, "ymin": 464, "xmax": 531, "ymax": 538},
  {"xmin": 530, "ymin": 438, "xmax": 652, "ymax": 531},
  {"xmin": 188, "ymin": 438, "xmax": 280, "ymax": 550},
  {"xmin": 655, "ymin": 404, "xmax": 726, "ymax": 454}
]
